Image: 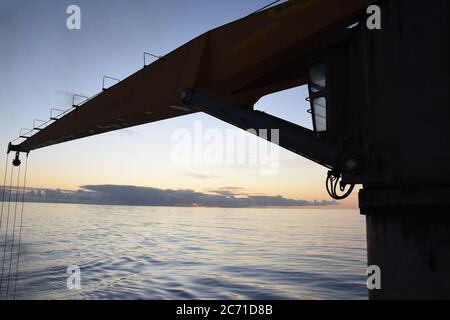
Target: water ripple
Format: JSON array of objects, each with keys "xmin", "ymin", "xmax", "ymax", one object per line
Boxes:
[{"xmin": 0, "ymin": 204, "xmax": 367, "ymax": 300}]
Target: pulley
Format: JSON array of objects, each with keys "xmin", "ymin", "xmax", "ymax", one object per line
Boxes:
[{"xmin": 12, "ymin": 152, "xmax": 21, "ymax": 167}]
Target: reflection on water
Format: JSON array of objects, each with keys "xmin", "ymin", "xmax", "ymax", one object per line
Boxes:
[{"xmin": 0, "ymin": 203, "xmax": 367, "ymax": 300}]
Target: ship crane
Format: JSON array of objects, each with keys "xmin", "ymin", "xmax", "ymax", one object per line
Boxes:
[
  {"xmin": 7, "ymin": 0, "xmax": 376, "ymax": 199},
  {"xmin": 5, "ymin": 0, "xmax": 450, "ymax": 299}
]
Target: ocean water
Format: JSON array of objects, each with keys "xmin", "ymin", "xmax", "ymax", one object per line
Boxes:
[{"xmin": 0, "ymin": 203, "xmax": 367, "ymax": 300}]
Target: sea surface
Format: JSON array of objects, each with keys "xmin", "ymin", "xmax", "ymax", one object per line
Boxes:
[{"xmin": 0, "ymin": 203, "xmax": 367, "ymax": 300}]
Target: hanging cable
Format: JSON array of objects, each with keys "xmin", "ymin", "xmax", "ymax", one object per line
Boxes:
[
  {"xmin": 0, "ymin": 154, "xmax": 9, "ymax": 296},
  {"xmin": 0, "ymin": 153, "xmax": 10, "ymax": 232},
  {"xmin": 13, "ymin": 154, "xmax": 28, "ymax": 300},
  {"xmin": 5, "ymin": 161, "xmax": 22, "ymax": 299},
  {"xmin": 0, "ymin": 161, "xmax": 15, "ymax": 297},
  {"xmin": 326, "ymin": 170, "xmax": 355, "ymax": 200}
]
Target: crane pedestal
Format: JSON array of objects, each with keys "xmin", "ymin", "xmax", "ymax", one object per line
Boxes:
[{"xmin": 360, "ymin": 188, "xmax": 450, "ymax": 299}]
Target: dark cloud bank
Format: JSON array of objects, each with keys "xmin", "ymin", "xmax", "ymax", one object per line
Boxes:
[{"xmin": 0, "ymin": 185, "xmax": 336, "ymax": 208}]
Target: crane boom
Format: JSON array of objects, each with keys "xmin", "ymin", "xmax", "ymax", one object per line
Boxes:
[{"xmin": 8, "ymin": 0, "xmax": 375, "ymax": 159}]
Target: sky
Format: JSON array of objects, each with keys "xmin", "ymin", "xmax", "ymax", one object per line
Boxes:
[{"xmin": 0, "ymin": 0, "xmax": 359, "ymax": 208}]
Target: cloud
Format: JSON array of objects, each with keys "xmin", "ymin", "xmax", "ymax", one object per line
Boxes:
[
  {"xmin": 183, "ymin": 172, "xmax": 221, "ymax": 180},
  {"xmin": 0, "ymin": 185, "xmax": 336, "ymax": 208},
  {"xmin": 206, "ymin": 186, "xmax": 246, "ymax": 197}
]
